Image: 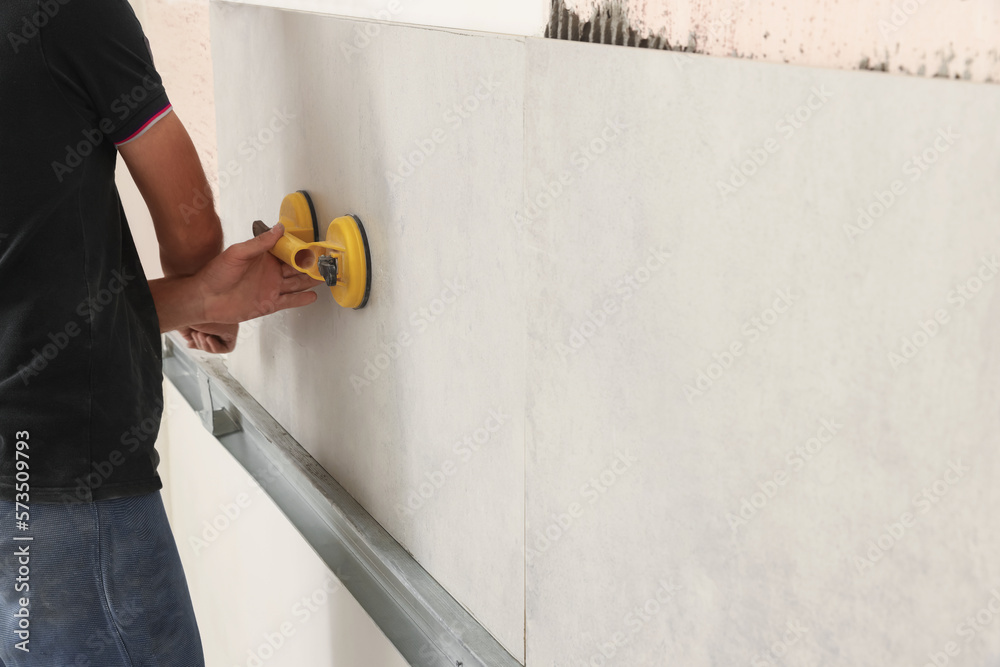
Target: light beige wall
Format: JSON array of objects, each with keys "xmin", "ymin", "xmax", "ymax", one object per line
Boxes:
[
  {"xmin": 118, "ymin": 2, "xmax": 405, "ymax": 664},
  {"xmin": 122, "ymin": 0, "xmax": 218, "ymax": 284},
  {"xmin": 557, "ymin": 0, "xmax": 1000, "ymax": 83},
  {"xmin": 119, "ymin": 0, "xmax": 218, "ymax": 514},
  {"xmin": 221, "ymin": 0, "xmax": 1000, "ymax": 83}
]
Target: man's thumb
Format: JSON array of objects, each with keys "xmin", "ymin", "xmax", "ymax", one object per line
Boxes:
[{"xmin": 232, "ymin": 221, "xmax": 284, "ymax": 260}]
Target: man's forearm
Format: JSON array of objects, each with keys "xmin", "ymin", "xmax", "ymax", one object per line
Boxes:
[
  {"xmin": 119, "ymin": 111, "xmax": 224, "ymax": 278},
  {"xmin": 147, "ymin": 276, "xmax": 206, "ymax": 333},
  {"xmin": 158, "ymin": 183, "xmax": 223, "ymax": 277},
  {"xmin": 159, "ymin": 221, "xmax": 222, "ymax": 278},
  {"xmin": 156, "ymin": 181, "xmax": 223, "ymax": 278}
]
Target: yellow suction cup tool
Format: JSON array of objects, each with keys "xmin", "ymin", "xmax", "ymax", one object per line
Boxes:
[{"xmin": 252, "ymin": 191, "xmax": 372, "ymax": 309}]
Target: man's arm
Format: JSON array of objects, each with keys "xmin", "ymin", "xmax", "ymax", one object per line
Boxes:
[
  {"xmin": 118, "ymin": 110, "xmax": 323, "ymax": 344},
  {"xmin": 119, "ymin": 108, "xmax": 232, "ymax": 352},
  {"xmin": 118, "ymin": 110, "xmax": 223, "ymax": 278},
  {"xmin": 147, "ymin": 222, "xmax": 323, "ymax": 332}
]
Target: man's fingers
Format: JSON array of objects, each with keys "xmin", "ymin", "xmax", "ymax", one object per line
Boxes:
[
  {"xmin": 282, "ymin": 273, "xmax": 324, "ymax": 294},
  {"xmin": 229, "ymin": 222, "xmax": 285, "ymax": 261},
  {"xmin": 281, "ymin": 263, "xmax": 325, "ymax": 287},
  {"xmin": 273, "ymin": 290, "xmax": 318, "ymax": 314},
  {"xmin": 206, "ymin": 335, "xmax": 227, "ymax": 354},
  {"xmin": 200, "ymin": 333, "xmax": 218, "ymax": 354}
]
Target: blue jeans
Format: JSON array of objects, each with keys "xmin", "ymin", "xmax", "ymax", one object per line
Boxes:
[{"xmin": 0, "ymin": 490, "xmax": 205, "ymax": 666}]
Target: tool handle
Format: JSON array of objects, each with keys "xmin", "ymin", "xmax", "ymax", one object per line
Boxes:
[
  {"xmin": 251, "ymin": 220, "xmax": 323, "ymax": 281},
  {"xmin": 252, "ymin": 220, "xmax": 270, "ymax": 237}
]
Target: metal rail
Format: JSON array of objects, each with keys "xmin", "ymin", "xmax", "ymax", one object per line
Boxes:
[{"xmin": 161, "ymin": 332, "xmax": 521, "ymax": 667}]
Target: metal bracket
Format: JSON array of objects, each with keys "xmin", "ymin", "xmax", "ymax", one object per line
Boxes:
[
  {"xmin": 160, "ymin": 332, "xmax": 521, "ymax": 667},
  {"xmin": 318, "ymin": 253, "xmax": 339, "ymax": 286},
  {"xmin": 194, "ymin": 365, "xmax": 242, "ymax": 437}
]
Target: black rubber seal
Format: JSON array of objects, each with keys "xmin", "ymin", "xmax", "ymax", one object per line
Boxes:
[
  {"xmin": 351, "ymin": 214, "xmax": 372, "ymax": 309},
  {"xmin": 298, "ymin": 189, "xmax": 320, "ymax": 242}
]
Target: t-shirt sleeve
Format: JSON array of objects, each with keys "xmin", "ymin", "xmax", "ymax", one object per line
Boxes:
[{"xmin": 40, "ymin": 0, "xmax": 171, "ymax": 146}]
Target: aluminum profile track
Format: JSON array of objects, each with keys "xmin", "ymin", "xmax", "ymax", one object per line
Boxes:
[{"xmin": 161, "ymin": 332, "xmax": 520, "ymax": 667}]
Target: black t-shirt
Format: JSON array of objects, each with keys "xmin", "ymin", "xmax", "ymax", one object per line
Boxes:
[{"xmin": 0, "ymin": 0, "xmax": 171, "ymax": 502}]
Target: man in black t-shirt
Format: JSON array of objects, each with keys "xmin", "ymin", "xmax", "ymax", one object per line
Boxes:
[{"xmin": 0, "ymin": 0, "xmax": 321, "ymax": 663}]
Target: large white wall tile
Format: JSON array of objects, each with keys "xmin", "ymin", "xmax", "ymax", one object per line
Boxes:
[
  {"xmin": 209, "ymin": 3, "xmax": 1000, "ymax": 664},
  {"xmin": 523, "ymin": 38, "xmax": 1000, "ymax": 665},
  {"xmin": 210, "ymin": 4, "xmax": 526, "ymax": 660}
]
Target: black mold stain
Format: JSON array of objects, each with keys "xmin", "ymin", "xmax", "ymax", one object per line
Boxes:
[
  {"xmin": 543, "ymin": 0, "xmax": 990, "ymax": 82},
  {"xmin": 858, "ymin": 56, "xmax": 889, "ymax": 72},
  {"xmin": 545, "ymin": 0, "xmax": 692, "ymax": 53}
]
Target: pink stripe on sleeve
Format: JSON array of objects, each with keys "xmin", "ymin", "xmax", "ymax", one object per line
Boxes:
[{"xmin": 114, "ymin": 104, "xmax": 173, "ymax": 146}]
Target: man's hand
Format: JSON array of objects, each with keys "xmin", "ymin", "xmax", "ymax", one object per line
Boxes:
[
  {"xmin": 148, "ymin": 222, "xmax": 325, "ymax": 332},
  {"xmin": 178, "ymin": 323, "xmax": 239, "ymax": 354},
  {"xmin": 195, "ymin": 222, "xmax": 325, "ymax": 324},
  {"xmin": 120, "ymin": 108, "xmax": 323, "ymax": 336}
]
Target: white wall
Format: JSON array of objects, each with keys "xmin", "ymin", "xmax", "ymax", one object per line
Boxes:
[
  {"xmin": 123, "ymin": 0, "xmax": 1000, "ymax": 664},
  {"xmin": 210, "ymin": 7, "xmax": 528, "ymax": 657},
  {"xmin": 211, "ymin": 3, "xmax": 1000, "ymax": 665},
  {"xmin": 522, "ymin": 38, "xmax": 1000, "ymax": 665},
  {"xmin": 160, "ymin": 380, "xmax": 408, "ymax": 666},
  {"xmin": 218, "ymin": 0, "xmax": 550, "ymax": 37}
]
